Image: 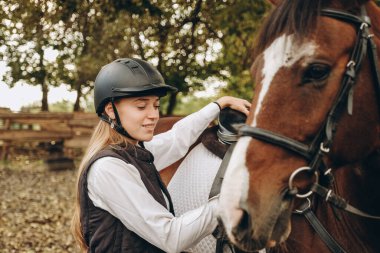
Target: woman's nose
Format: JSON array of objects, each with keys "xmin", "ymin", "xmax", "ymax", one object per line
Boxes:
[{"xmin": 147, "ymin": 106, "xmax": 159, "ymax": 119}]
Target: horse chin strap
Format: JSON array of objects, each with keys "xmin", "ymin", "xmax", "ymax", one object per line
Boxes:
[{"xmin": 237, "ymin": 6, "xmax": 380, "ymax": 253}]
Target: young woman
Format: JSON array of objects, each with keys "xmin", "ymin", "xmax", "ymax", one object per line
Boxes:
[{"xmin": 71, "ymin": 58, "xmax": 251, "ymax": 253}]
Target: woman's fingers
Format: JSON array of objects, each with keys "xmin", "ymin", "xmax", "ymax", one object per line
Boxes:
[
  {"xmin": 229, "ymin": 102, "xmax": 250, "ymax": 116},
  {"xmin": 217, "ymin": 96, "xmax": 251, "ymax": 116}
]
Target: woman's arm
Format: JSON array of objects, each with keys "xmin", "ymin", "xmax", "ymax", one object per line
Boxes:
[
  {"xmin": 145, "ymin": 102, "xmax": 219, "ymax": 171},
  {"xmin": 88, "ymin": 157, "xmax": 219, "ymax": 253},
  {"xmin": 145, "ymin": 96, "xmax": 251, "ymax": 171}
]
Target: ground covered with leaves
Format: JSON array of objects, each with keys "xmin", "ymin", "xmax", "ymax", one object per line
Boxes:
[{"xmin": 0, "ymin": 158, "xmax": 79, "ymax": 253}]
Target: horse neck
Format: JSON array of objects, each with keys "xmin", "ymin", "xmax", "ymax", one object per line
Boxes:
[{"xmin": 314, "ymin": 151, "xmax": 380, "ymax": 253}]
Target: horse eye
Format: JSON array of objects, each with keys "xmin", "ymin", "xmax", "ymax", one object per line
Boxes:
[{"xmin": 302, "ymin": 63, "xmax": 331, "ymax": 85}]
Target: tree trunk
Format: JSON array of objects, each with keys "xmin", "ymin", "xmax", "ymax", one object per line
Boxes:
[
  {"xmin": 166, "ymin": 92, "xmax": 177, "ymax": 116},
  {"xmin": 41, "ymin": 81, "xmax": 49, "ymax": 111},
  {"xmin": 73, "ymin": 81, "xmax": 82, "ymax": 112},
  {"xmin": 36, "ymin": 43, "xmax": 49, "ymax": 112}
]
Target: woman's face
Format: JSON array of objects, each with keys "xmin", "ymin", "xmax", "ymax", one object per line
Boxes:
[{"xmin": 107, "ymin": 95, "xmax": 160, "ymax": 142}]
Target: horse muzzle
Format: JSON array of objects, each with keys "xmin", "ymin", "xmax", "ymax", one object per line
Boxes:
[{"xmin": 220, "ymin": 189, "xmax": 293, "ymax": 251}]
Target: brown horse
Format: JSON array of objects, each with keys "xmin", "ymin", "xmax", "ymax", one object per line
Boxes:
[{"xmin": 219, "ymin": 0, "xmax": 380, "ymax": 253}]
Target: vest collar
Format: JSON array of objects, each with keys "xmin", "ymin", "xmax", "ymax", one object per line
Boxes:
[{"xmin": 110, "ymin": 143, "xmax": 154, "ymax": 163}]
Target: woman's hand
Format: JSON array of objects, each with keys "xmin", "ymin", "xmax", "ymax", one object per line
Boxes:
[{"xmin": 215, "ymin": 96, "xmax": 251, "ymax": 116}]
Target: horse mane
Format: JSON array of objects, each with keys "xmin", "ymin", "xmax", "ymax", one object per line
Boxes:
[{"xmin": 252, "ymin": 0, "xmax": 366, "ymax": 60}]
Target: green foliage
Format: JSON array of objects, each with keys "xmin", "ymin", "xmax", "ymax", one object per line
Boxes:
[
  {"xmin": 49, "ymin": 100, "xmax": 74, "ymax": 112},
  {"xmin": 19, "ymin": 101, "xmax": 41, "ymax": 113},
  {"xmin": 0, "ymin": 0, "xmax": 268, "ymax": 113},
  {"xmin": 172, "ymin": 94, "xmax": 216, "ymax": 116},
  {"xmin": 79, "ymin": 95, "xmax": 96, "ymax": 113},
  {"xmin": 211, "ymin": 0, "xmax": 270, "ymax": 100},
  {"xmin": 4, "ymin": 0, "xmax": 380, "ymax": 114},
  {"xmin": 1, "ymin": 0, "xmax": 76, "ymax": 111},
  {"xmin": 48, "ymin": 0, "xmax": 235, "ymax": 113},
  {"xmin": 219, "ymin": 70, "xmax": 254, "ymax": 101}
]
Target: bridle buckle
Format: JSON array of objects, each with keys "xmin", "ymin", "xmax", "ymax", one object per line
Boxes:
[{"xmin": 320, "ymin": 142, "xmax": 330, "ymax": 153}]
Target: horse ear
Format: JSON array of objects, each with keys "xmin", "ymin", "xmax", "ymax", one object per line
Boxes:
[{"xmin": 267, "ymin": 0, "xmax": 282, "ymax": 6}]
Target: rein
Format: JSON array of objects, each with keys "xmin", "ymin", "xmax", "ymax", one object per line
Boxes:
[{"xmin": 237, "ymin": 6, "xmax": 380, "ymax": 253}]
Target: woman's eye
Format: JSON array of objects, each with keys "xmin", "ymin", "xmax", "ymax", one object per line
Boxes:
[
  {"xmin": 154, "ymin": 105, "xmax": 160, "ymax": 109},
  {"xmin": 302, "ymin": 63, "xmax": 331, "ymax": 85}
]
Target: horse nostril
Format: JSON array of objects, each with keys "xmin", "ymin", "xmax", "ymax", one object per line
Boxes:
[{"xmin": 232, "ymin": 209, "xmax": 252, "ymax": 241}]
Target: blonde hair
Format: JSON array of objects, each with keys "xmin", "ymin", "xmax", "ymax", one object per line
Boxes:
[{"xmin": 71, "ymin": 120, "xmax": 132, "ymax": 252}]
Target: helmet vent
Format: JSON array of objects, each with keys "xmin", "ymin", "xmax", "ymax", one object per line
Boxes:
[{"xmin": 121, "ymin": 60, "xmax": 140, "ymax": 70}]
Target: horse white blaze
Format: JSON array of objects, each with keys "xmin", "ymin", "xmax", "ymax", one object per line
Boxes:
[
  {"xmin": 253, "ymin": 34, "xmax": 317, "ymax": 126},
  {"xmin": 219, "ymin": 137, "xmax": 251, "ymax": 242},
  {"xmin": 219, "ymin": 34, "xmax": 317, "ymax": 241}
]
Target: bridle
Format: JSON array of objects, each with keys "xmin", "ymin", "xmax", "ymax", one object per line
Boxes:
[
  {"xmin": 236, "ymin": 6, "xmax": 380, "ymax": 253},
  {"xmin": 240, "ymin": 5, "xmax": 380, "ymax": 210}
]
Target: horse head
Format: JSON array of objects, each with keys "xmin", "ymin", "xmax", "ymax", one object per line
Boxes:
[{"xmin": 219, "ymin": 0, "xmax": 380, "ymax": 251}]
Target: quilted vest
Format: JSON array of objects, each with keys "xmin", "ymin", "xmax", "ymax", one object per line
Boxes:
[{"xmin": 79, "ymin": 144, "xmax": 174, "ymax": 252}]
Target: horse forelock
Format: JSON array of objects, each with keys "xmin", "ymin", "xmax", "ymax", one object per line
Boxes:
[
  {"xmin": 252, "ymin": 0, "xmax": 368, "ymax": 62},
  {"xmin": 252, "ymin": 0, "xmax": 322, "ymax": 61}
]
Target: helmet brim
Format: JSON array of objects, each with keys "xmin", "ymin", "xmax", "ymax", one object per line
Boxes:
[{"xmin": 112, "ymin": 84, "xmax": 178, "ymax": 95}]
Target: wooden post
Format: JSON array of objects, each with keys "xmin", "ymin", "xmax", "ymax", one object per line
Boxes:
[
  {"xmin": 1, "ymin": 141, "xmax": 9, "ymax": 161},
  {"xmin": 0, "ymin": 119, "xmax": 11, "ymax": 161}
]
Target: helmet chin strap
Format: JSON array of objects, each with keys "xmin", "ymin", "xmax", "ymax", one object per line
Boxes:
[{"xmin": 99, "ymin": 97, "xmax": 137, "ymax": 141}]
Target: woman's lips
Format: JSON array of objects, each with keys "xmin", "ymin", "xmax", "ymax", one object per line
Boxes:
[{"xmin": 142, "ymin": 123, "xmax": 155, "ymax": 130}]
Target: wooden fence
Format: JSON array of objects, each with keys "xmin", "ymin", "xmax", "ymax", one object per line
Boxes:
[{"xmin": 0, "ymin": 109, "xmax": 98, "ymax": 162}]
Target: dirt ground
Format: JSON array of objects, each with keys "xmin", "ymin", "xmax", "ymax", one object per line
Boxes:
[{"xmin": 0, "ymin": 158, "xmax": 79, "ymax": 253}]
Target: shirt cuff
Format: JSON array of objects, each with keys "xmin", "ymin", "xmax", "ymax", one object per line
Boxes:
[{"xmin": 213, "ymin": 101, "xmax": 222, "ymax": 111}]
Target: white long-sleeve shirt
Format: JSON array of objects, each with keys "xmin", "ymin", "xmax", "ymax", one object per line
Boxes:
[{"xmin": 87, "ymin": 103, "xmax": 220, "ymax": 253}]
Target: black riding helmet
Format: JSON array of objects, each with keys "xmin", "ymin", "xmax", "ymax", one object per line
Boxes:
[
  {"xmin": 94, "ymin": 58, "xmax": 177, "ymax": 115},
  {"xmin": 94, "ymin": 58, "xmax": 177, "ymax": 139}
]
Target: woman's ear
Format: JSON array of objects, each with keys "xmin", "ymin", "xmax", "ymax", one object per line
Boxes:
[{"xmin": 104, "ymin": 102, "xmax": 115, "ymax": 120}]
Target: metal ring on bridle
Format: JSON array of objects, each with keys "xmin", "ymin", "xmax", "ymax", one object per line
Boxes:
[{"xmin": 288, "ymin": 166, "xmax": 319, "ymax": 198}]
